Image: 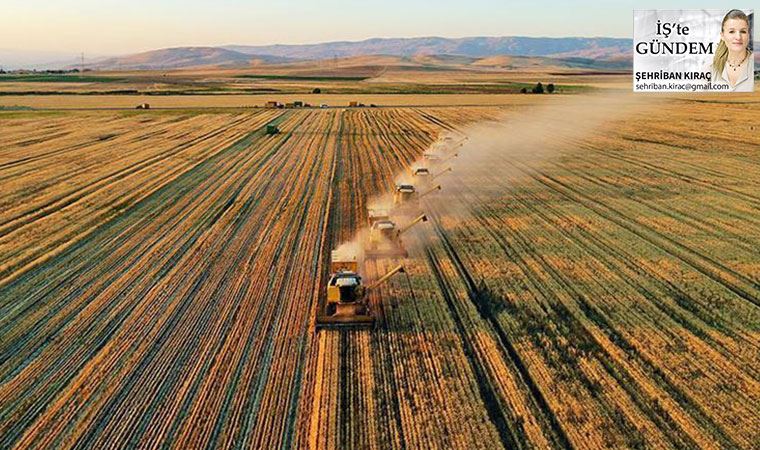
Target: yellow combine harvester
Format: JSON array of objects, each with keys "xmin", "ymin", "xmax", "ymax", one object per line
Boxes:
[
  {"xmin": 366, "ymin": 214, "xmax": 428, "ymax": 258},
  {"xmin": 315, "ymin": 250, "xmax": 406, "ymax": 329},
  {"xmin": 393, "ymin": 184, "xmax": 441, "ymax": 208}
]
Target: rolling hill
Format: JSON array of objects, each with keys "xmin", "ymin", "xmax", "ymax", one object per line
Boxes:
[{"xmin": 80, "ymin": 47, "xmax": 294, "ymax": 71}]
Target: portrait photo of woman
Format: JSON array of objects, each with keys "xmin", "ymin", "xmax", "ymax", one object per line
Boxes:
[{"xmin": 711, "ymin": 9, "xmax": 754, "ymax": 92}]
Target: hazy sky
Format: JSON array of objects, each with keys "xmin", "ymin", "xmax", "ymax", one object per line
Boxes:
[{"xmin": 1, "ymin": 0, "xmax": 738, "ymax": 55}]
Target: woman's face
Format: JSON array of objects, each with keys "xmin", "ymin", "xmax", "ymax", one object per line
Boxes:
[{"xmin": 721, "ymin": 18, "xmax": 750, "ymax": 53}]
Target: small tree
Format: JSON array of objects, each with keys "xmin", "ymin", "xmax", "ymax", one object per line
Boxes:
[
  {"xmin": 520, "ymin": 87, "xmax": 527, "ymax": 94},
  {"xmin": 312, "ymin": 87, "xmax": 321, "ymax": 94},
  {"xmin": 531, "ymin": 82, "xmax": 544, "ymax": 94},
  {"xmin": 546, "ymin": 83, "xmax": 555, "ymax": 94}
]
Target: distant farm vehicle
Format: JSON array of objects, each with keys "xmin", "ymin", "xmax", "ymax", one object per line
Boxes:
[
  {"xmin": 135, "ymin": 103, "xmax": 150, "ymax": 110},
  {"xmin": 266, "ymin": 124, "xmax": 280, "ymax": 135}
]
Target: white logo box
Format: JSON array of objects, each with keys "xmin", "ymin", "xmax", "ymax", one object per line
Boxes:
[{"xmin": 633, "ymin": 9, "xmax": 754, "ymax": 92}]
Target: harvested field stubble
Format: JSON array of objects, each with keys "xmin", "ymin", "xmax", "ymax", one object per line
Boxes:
[{"xmin": 1, "ymin": 98, "xmax": 759, "ymax": 449}]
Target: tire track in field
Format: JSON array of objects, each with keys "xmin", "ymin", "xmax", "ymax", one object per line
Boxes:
[
  {"xmin": 7, "ymin": 109, "xmax": 320, "ymax": 446},
  {"xmin": 475, "ymin": 175, "xmax": 759, "ymax": 437},
  {"xmin": 0, "ymin": 116, "xmax": 300, "ymax": 447},
  {"xmin": 584, "ymin": 146, "xmax": 760, "ymax": 208},
  {"xmin": 426, "ymin": 206, "xmax": 574, "ymax": 450},
  {"xmin": 0, "ymin": 116, "xmax": 163, "ymax": 174},
  {"xmin": 0, "ymin": 114, "xmax": 281, "ymax": 286},
  {"xmin": 500, "ymin": 171, "xmax": 760, "ymax": 355},
  {"xmin": 507, "ymin": 160, "xmax": 760, "ymax": 308},
  {"xmin": 0, "ymin": 114, "xmax": 254, "ymax": 235},
  {"xmin": 460, "ymin": 195, "xmax": 728, "ymax": 449},
  {"xmin": 565, "ymin": 154, "xmax": 760, "ymax": 254}
]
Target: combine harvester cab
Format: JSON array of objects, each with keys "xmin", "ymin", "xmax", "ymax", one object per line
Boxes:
[
  {"xmin": 393, "ymin": 184, "xmax": 418, "ymax": 208},
  {"xmin": 440, "ymin": 135, "xmax": 467, "ymax": 150},
  {"xmin": 412, "ymin": 167, "xmax": 430, "ymax": 177},
  {"xmin": 412, "ymin": 166, "xmax": 436, "ymax": 188},
  {"xmin": 367, "ymin": 208, "xmax": 391, "ymax": 227}
]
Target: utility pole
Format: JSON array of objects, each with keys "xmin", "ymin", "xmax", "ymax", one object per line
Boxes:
[{"xmin": 81, "ymin": 52, "xmax": 85, "ymax": 72}]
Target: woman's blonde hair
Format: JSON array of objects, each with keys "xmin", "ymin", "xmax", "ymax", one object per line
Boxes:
[{"xmin": 712, "ymin": 9, "xmax": 750, "ymax": 75}]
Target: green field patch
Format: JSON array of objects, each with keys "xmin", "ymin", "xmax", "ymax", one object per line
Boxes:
[
  {"xmin": 0, "ymin": 105, "xmax": 33, "ymax": 111},
  {"xmin": 0, "ymin": 74, "xmax": 124, "ymax": 83},
  {"xmin": 0, "ymin": 110, "xmax": 68, "ymax": 119}
]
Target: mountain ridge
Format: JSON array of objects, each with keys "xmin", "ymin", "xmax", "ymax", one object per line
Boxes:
[
  {"xmin": 79, "ymin": 36, "xmax": 633, "ymax": 71},
  {"xmin": 222, "ymin": 36, "xmax": 632, "ymax": 60},
  {"xmin": 13, "ymin": 36, "xmax": 758, "ymax": 71},
  {"xmin": 81, "ymin": 47, "xmax": 295, "ymax": 71}
]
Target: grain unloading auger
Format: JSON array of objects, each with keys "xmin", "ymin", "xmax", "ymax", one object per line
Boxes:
[
  {"xmin": 316, "ymin": 252, "xmax": 406, "ymax": 329},
  {"xmin": 431, "ymin": 167, "xmax": 452, "ymax": 181},
  {"xmin": 420, "ymin": 184, "xmax": 441, "ymax": 199},
  {"xmin": 366, "ymin": 214, "xmax": 428, "ymax": 258},
  {"xmin": 440, "ymin": 152, "xmax": 458, "ymax": 165},
  {"xmin": 443, "ymin": 136, "xmax": 468, "ymax": 149}
]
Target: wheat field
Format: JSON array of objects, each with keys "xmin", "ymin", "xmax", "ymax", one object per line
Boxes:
[{"xmin": 1, "ymin": 96, "xmax": 758, "ymax": 449}]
